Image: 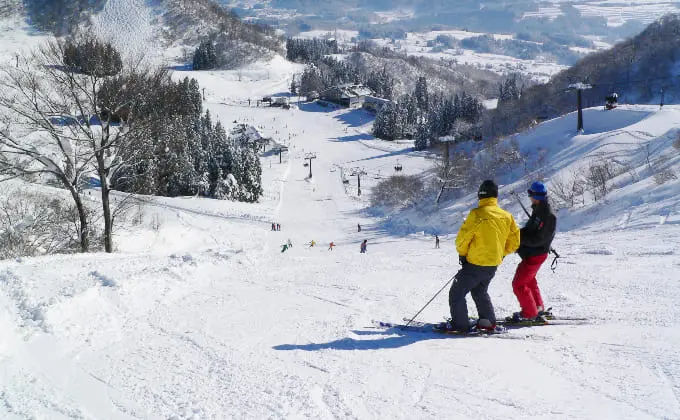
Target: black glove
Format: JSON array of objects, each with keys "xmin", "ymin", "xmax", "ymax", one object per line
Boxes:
[{"xmin": 459, "ymin": 256, "xmax": 467, "ymax": 266}]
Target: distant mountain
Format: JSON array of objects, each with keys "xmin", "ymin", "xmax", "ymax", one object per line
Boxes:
[
  {"xmin": 223, "ymin": 0, "xmax": 673, "ymax": 43},
  {"xmin": 154, "ymin": 0, "xmax": 282, "ymax": 54},
  {"xmin": 21, "ymin": 0, "xmax": 107, "ymax": 35},
  {"xmin": 483, "ymin": 14, "xmax": 680, "ymax": 140},
  {"xmin": 11, "ymin": 0, "xmax": 283, "ymax": 67},
  {"xmin": 0, "ymin": 0, "xmax": 22, "ymax": 18}
]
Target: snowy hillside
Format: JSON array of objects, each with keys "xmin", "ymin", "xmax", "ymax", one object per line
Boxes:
[
  {"xmin": 1, "ymin": 10, "xmax": 680, "ymax": 420},
  {"xmin": 224, "ymin": 0, "xmax": 680, "ymax": 28},
  {"xmin": 295, "ymin": 29, "xmax": 573, "ymax": 82}
]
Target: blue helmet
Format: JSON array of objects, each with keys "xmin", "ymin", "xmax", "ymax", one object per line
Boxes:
[{"xmin": 528, "ymin": 181, "xmax": 547, "ymax": 201}]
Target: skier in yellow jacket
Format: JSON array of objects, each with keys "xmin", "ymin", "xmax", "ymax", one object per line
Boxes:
[{"xmin": 447, "ymin": 180, "xmax": 520, "ymax": 332}]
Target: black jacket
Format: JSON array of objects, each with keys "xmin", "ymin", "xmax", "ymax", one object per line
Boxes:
[{"xmin": 517, "ymin": 200, "xmax": 556, "ymax": 259}]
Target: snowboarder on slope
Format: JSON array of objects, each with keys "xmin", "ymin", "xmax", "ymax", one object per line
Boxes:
[
  {"xmin": 509, "ymin": 181, "xmax": 557, "ymax": 322},
  {"xmin": 357, "ymin": 223, "xmax": 362, "ymax": 233},
  {"xmin": 360, "ymin": 240, "xmax": 367, "ymax": 253},
  {"xmin": 449, "ymin": 180, "xmax": 520, "ymax": 332},
  {"xmin": 435, "ymin": 235, "xmax": 440, "ymax": 249},
  {"xmin": 328, "ymin": 242, "xmax": 335, "ymax": 251},
  {"xmin": 281, "ymin": 243, "xmax": 289, "ymax": 253}
]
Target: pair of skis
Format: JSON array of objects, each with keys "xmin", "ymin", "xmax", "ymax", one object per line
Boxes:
[{"xmin": 372, "ymin": 314, "xmax": 588, "ymax": 337}]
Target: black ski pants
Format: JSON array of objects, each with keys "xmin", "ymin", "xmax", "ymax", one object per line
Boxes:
[{"xmin": 449, "ymin": 263, "xmax": 498, "ymax": 331}]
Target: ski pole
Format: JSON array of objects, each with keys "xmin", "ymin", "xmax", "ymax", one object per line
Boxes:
[
  {"xmin": 512, "ymin": 190, "xmax": 531, "ymax": 218},
  {"xmin": 512, "ymin": 191, "xmax": 560, "ymax": 272},
  {"xmin": 403, "ymin": 274, "xmax": 456, "ymax": 329}
]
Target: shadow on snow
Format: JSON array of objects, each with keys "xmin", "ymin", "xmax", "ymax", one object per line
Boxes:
[
  {"xmin": 333, "ymin": 108, "xmax": 373, "ymax": 128},
  {"xmin": 330, "ymin": 133, "xmax": 374, "ymax": 142},
  {"xmin": 350, "ymin": 148, "xmax": 414, "ymax": 161},
  {"xmin": 272, "ymin": 328, "xmax": 460, "ymax": 351},
  {"xmin": 166, "ymin": 64, "xmax": 193, "ymax": 71},
  {"xmin": 297, "ymin": 102, "xmax": 339, "ymax": 113}
]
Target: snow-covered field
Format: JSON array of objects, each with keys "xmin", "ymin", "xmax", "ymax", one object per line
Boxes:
[
  {"xmin": 2, "ymin": 13, "xmax": 680, "ymax": 420},
  {"xmin": 224, "ymin": 0, "xmax": 680, "ymax": 29},
  {"xmin": 522, "ymin": 1, "xmax": 680, "ymax": 26},
  {"xmin": 294, "ymin": 28, "xmax": 572, "ymax": 81}
]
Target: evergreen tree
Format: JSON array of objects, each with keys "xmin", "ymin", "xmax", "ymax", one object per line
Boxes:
[
  {"xmin": 414, "ymin": 122, "xmax": 430, "ymax": 151},
  {"xmin": 404, "ymin": 94, "xmax": 419, "ymax": 127},
  {"xmin": 63, "ymin": 37, "xmax": 122, "ymax": 77},
  {"xmin": 366, "ymin": 67, "xmax": 393, "ymax": 100},
  {"xmin": 498, "ymin": 75, "xmax": 521, "ymax": 104},
  {"xmin": 373, "ymin": 102, "xmax": 394, "ymax": 140},
  {"xmin": 290, "ymin": 76, "xmax": 297, "ymax": 95},
  {"xmin": 236, "ymin": 145, "xmax": 263, "ymax": 202},
  {"xmin": 193, "ymin": 40, "xmax": 218, "ymax": 70},
  {"xmin": 415, "ymin": 76, "xmax": 429, "ymax": 112},
  {"xmin": 214, "ymin": 169, "xmax": 238, "ymax": 200},
  {"xmin": 299, "ymin": 64, "xmax": 323, "ymax": 95}
]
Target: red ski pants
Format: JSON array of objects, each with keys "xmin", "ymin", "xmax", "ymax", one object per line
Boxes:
[{"xmin": 512, "ymin": 253, "xmax": 548, "ymax": 318}]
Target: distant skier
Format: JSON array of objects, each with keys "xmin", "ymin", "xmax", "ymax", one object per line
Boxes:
[
  {"xmin": 447, "ymin": 180, "xmax": 520, "ymax": 333},
  {"xmin": 281, "ymin": 243, "xmax": 289, "ymax": 253},
  {"xmin": 328, "ymin": 242, "xmax": 335, "ymax": 251},
  {"xmin": 357, "ymin": 223, "xmax": 361, "ymax": 233},
  {"xmin": 271, "ymin": 223, "xmax": 276, "ymax": 231},
  {"xmin": 435, "ymin": 235, "xmax": 440, "ymax": 249},
  {"xmin": 308, "ymin": 240, "xmax": 316, "ymax": 248},
  {"xmin": 287, "ymin": 239, "xmax": 293, "ymax": 248},
  {"xmin": 276, "ymin": 223, "xmax": 281, "ymax": 231},
  {"xmin": 605, "ymin": 93, "xmax": 618, "ymax": 110},
  {"xmin": 508, "ymin": 181, "xmax": 557, "ymax": 323},
  {"xmin": 360, "ymin": 240, "xmax": 367, "ymax": 253}
]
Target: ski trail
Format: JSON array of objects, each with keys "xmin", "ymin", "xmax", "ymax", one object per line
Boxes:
[
  {"xmin": 617, "ymin": 210, "xmax": 632, "ymax": 230},
  {"xmin": 309, "ymin": 385, "xmax": 335, "ymax": 420},
  {"xmin": 655, "ymin": 363, "xmax": 680, "ymax": 413},
  {"xmin": 275, "ymin": 148, "xmax": 293, "ymax": 217}
]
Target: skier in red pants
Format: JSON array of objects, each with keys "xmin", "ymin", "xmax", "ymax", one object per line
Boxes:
[{"xmin": 509, "ymin": 181, "xmax": 556, "ymax": 323}]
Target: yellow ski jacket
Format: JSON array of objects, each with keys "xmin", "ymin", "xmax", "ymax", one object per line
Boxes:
[{"xmin": 455, "ymin": 198, "xmax": 520, "ymax": 267}]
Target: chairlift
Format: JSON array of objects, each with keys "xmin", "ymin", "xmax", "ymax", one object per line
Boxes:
[
  {"xmin": 303, "ymin": 162, "xmax": 309, "ymax": 167},
  {"xmin": 394, "ymin": 162, "xmax": 403, "ymax": 172},
  {"xmin": 342, "ymin": 178, "xmax": 350, "ymax": 184}
]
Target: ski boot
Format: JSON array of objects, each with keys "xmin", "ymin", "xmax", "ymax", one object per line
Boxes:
[
  {"xmin": 537, "ymin": 307, "xmax": 554, "ymax": 320},
  {"xmin": 475, "ymin": 318, "xmax": 506, "ymax": 334},
  {"xmin": 505, "ymin": 312, "xmax": 548, "ymax": 324}
]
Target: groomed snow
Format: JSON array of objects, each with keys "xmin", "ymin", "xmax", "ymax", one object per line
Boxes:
[{"xmin": 1, "ymin": 18, "xmax": 680, "ymax": 420}]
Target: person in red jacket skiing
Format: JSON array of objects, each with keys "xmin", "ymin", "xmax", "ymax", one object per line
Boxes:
[{"xmin": 508, "ymin": 181, "xmax": 557, "ymax": 323}]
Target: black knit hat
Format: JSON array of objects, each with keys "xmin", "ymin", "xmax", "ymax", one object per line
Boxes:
[{"xmin": 478, "ymin": 180, "xmax": 498, "ymax": 199}]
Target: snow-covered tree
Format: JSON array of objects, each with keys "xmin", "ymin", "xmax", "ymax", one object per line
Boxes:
[
  {"xmin": 298, "ymin": 64, "xmax": 324, "ymax": 96},
  {"xmin": 498, "ymin": 75, "xmax": 521, "ymax": 104},
  {"xmin": 290, "ymin": 76, "xmax": 297, "ymax": 95},
  {"xmin": 63, "ymin": 35, "xmax": 122, "ymax": 77},
  {"xmin": 0, "ymin": 38, "xmax": 151, "ymax": 252},
  {"xmin": 193, "ymin": 39, "xmax": 218, "ymax": 70},
  {"xmin": 414, "ymin": 122, "xmax": 430, "ymax": 151},
  {"xmin": 414, "ymin": 76, "xmax": 429, "ymax": 112}
]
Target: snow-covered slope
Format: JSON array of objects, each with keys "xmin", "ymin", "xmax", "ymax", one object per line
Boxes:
[{"xmin": 1, "ymin": 16, "xmax": 680, "ymax": 420}]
